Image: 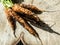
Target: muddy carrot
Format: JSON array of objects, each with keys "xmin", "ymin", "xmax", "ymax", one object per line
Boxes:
[
  {"xmin": 5, "ymin": 9, "xmax": 16, "ymax": 37},
  {"xmin": 12, "ymin": 4, "xmax": 40, "ymax": 22},
  {"xmin": 19, "ymin": 3, "xmax": 43, "ymax": 13},
  {"xmin": 6, "ymin": 8, "xmax": 40, "ymax": 39}
]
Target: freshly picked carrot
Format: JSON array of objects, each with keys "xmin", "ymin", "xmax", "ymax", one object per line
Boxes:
[
  {"xmin": 0, "ymin": 0, "xmax": 42, "ymax": 41},
  {"xmin": 1, "ymin": 0, "xmax": 60, "ymax": 45}
]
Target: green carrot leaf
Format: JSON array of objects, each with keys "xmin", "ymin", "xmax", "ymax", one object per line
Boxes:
[{"xmin": 0, "ymin": 0, "xmax": 13, "ymax": 8}]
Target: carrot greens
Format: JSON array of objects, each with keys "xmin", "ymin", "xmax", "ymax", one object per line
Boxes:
[{"xmin": 0, "ymin": 0, "xmax": 13, "ymax": 8}]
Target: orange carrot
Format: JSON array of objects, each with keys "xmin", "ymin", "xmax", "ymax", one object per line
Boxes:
[
  {"xmin": 12, "ymin": 4, "xmax": 40, "ymax": 22},
  {"xmin": 6, "ymin": 8, "xmax": 40, "ymax": 39}
]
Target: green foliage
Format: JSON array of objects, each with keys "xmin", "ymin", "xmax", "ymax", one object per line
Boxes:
[{"xmin": 0, "ymin": 0, "xmax": 13, "ymax": 8}]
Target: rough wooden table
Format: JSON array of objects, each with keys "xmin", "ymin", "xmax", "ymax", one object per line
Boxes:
[{"xmin": 0, "ymin": 0, "xmax": 60, "ymax": 45}]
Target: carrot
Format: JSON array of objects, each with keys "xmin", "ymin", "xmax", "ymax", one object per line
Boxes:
[
  {"xmin": 12, "ymin": 4, "xmax": 34, "ymax": 15},
  {"xmin": 12, "ymin": 4, "xmax": 40, "ymax": 22},
  {"xmin": 6, "ymin": 8, "xmax": 40, "ymax": 39},
  {"xmin": 5, "ymin": 9, "xmax": 16, "ymax": 37},
  {"xmin": 0, "ymin": 0, "xmax": 43, "ymax": 44},
  {"xmin": 19, "ymin": 3, "xmax": 43, "ymax": 13}
]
